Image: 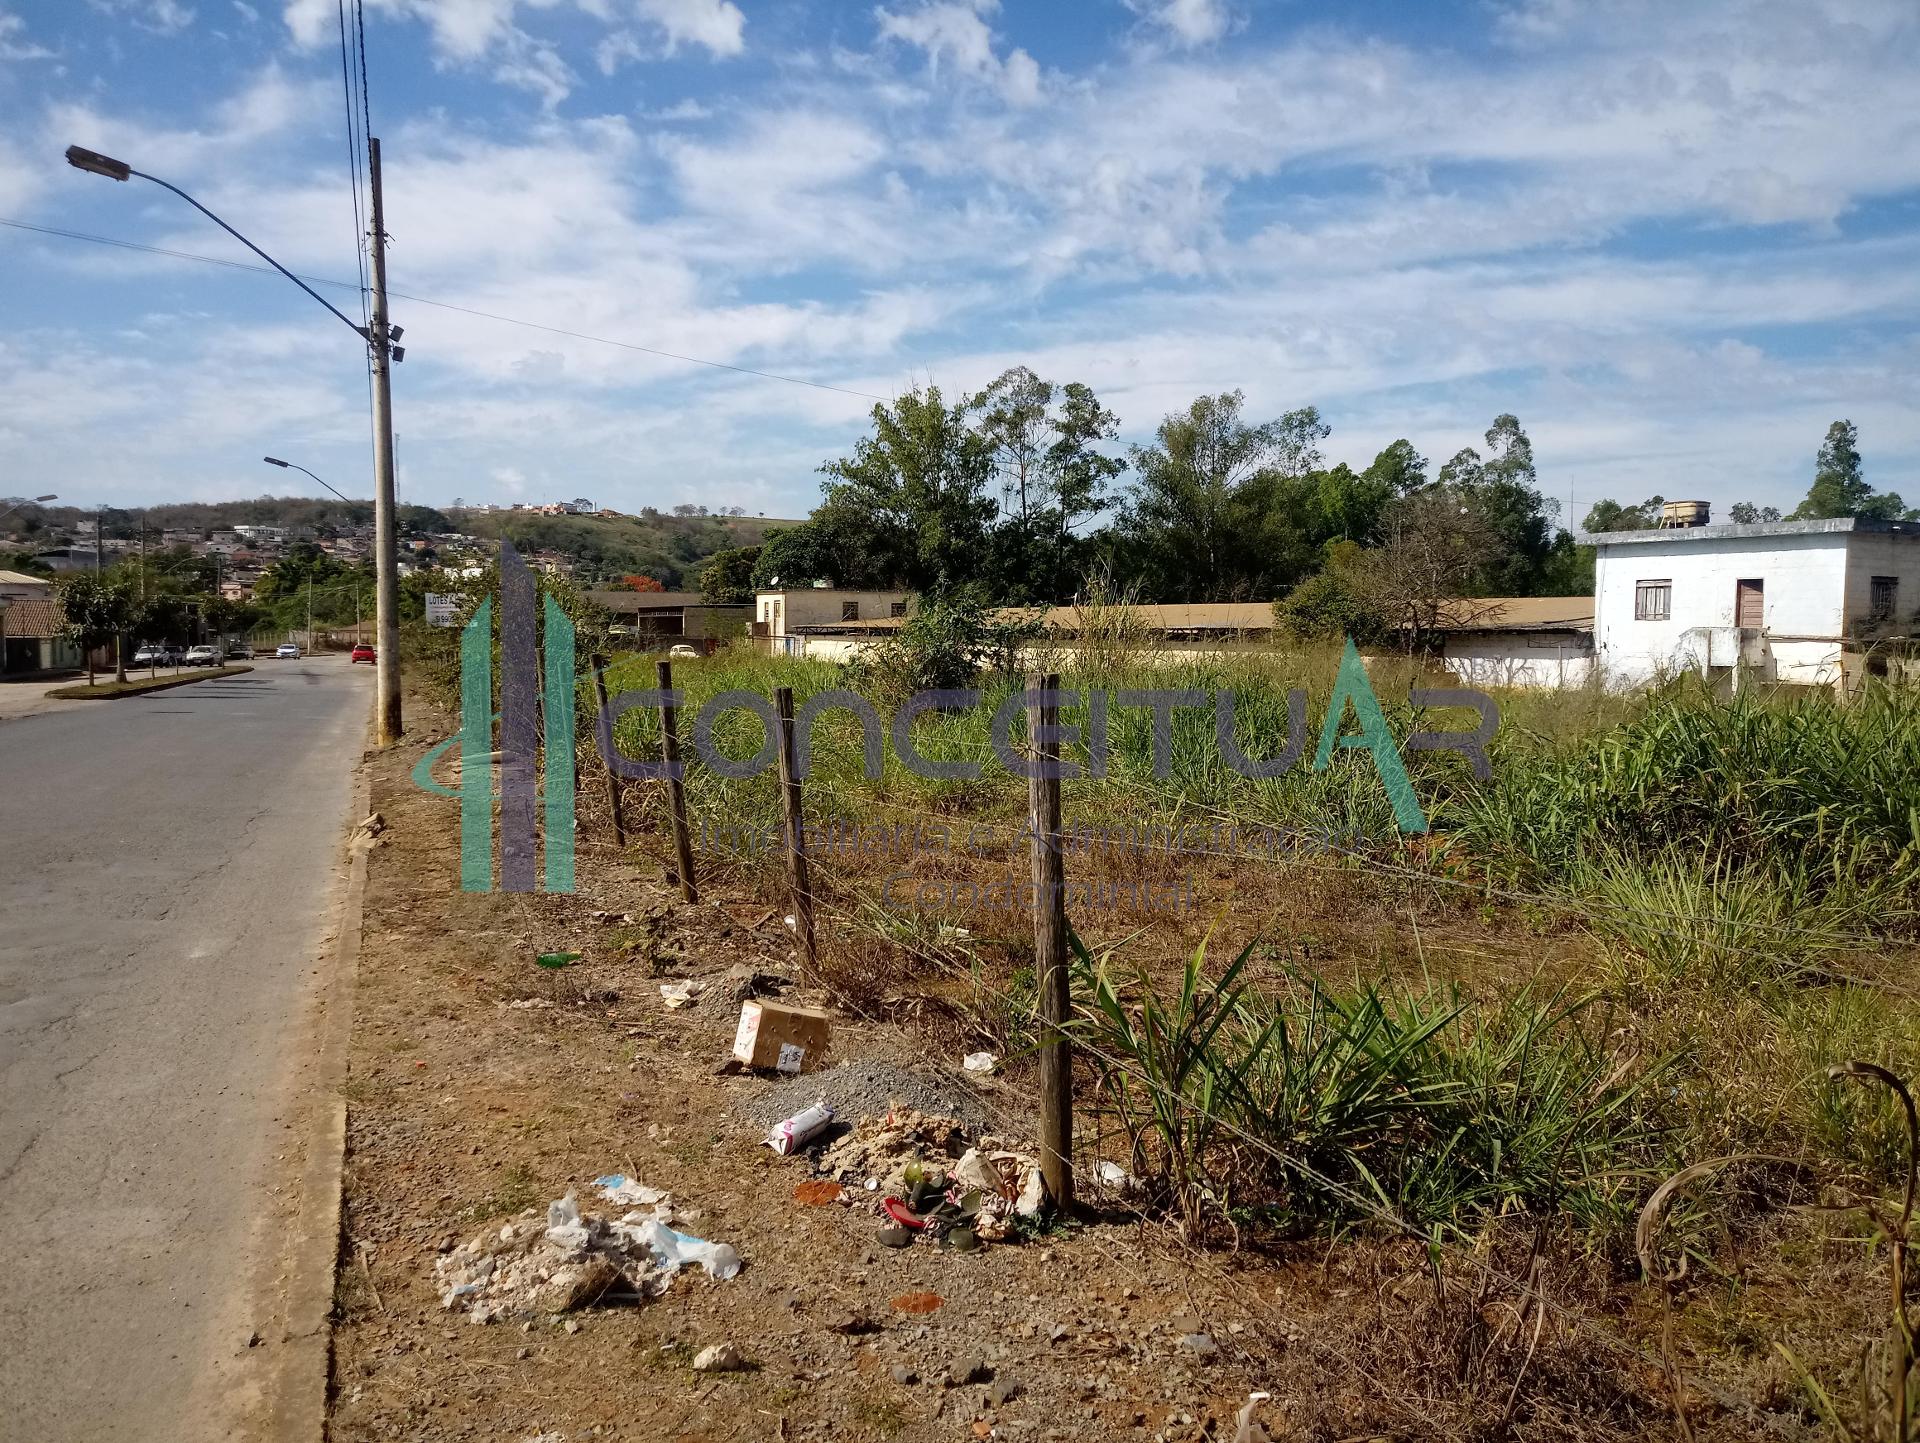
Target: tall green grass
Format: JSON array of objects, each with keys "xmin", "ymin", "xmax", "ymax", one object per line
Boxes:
[
  {"xmin": 1446, "ymin": 677, "xmax": 1920, "ymax": 904},
  {"xmin": 1072, "ymin": 928, "xmax": 1668, "ymax": 1241}
]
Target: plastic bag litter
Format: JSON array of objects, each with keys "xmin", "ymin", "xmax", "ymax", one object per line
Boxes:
[
  {"xmin": 961, "ymin": 1051, "xmax": 997, "ymax": 1074},
  {"xmin": 435, "ymin": 1190, "xmax": 738, "ymax": 1321},
  {"xmin": 630, "ymin": 1217, "xmax": 742, "ymax": 1280},
  {"xmin": 952, "ymin": 1147, "xmax": 1048, "ymax": 1219},
  {"xmin": 1235, "ymin": 1391, "xmax": 1274, "ymax": 1443},
  {"xmin": 594, "ymin": 1174, "xmax": 670, "ymax": 1208},
  {"xmin": 658, "ymin": 980, "xmax": 702, "ymax": 1008}
]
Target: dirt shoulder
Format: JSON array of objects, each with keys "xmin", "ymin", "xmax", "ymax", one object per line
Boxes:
[{"xmin": 330, "ymin": 718, "xmax": 1313, "ymax": 1443}]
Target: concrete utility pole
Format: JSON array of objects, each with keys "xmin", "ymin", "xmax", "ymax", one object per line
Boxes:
[{"xmin": 367, "ymin": 137, "xmax": 403, "ymax": 744}]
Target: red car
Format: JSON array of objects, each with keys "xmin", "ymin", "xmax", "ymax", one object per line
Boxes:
[{"xmin": 351, "ymin": 644, "xmax": 376, "ymax": 664}]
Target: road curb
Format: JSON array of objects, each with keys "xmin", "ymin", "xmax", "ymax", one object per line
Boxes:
[
  {"xmin": 44, "ymin": 663, "xmax": 254, "ymax": 699},
  {"xmin": 267, "ymin": 713, "xmax": 375, "ymax": 1443}
]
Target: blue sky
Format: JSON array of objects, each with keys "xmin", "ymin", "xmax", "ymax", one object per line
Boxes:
[{"xmin": 1, "ymin": 0, "xmax": 1916, "ymax": 521}]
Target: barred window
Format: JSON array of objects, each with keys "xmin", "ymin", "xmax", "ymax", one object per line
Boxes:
[
  {"xmin": 1870, "ymin": 576, "xmax": 1898, "ymax": 621},
  {"xmin": 890, "ymin": 601, "xmax": 908, "ymax": 618},
  {"xmin": 841, "ymin": 600, "xmax": 860, "ymax": 621},
  {"xmin": 1635, "ymin": 579, "xmax": 1671, "ymax": 621}
]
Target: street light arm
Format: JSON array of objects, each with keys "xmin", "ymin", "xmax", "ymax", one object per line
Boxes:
[
  {"xmin": 264, "ymin": 457, "xmax": 357, "ymax": 505},
  {"xmin": 124, "ymin": 167, "xmax": 371, "ymax": 344}
]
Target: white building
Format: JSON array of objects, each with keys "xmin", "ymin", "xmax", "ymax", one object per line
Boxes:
[
  {"xmin": 754, "ymin": 587, "xmax": 913, "ymax": 656},
  {"xmin": 1583, "ymin": 515, "xmax": 1920, "ymax": 691},
  {"xmin": 1428, "ymin": 597, "xmax": 1595, "ymax": 689}
]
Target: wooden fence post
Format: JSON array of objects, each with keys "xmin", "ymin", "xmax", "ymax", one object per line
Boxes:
[
  {"xmin": 1028, "ymin": 670, "xmax": 1074, "ymax": 1212},
  {"xmin": 773, "ymin": 685, "xmax": 817, "ymax": 980},
  {"xmin": 589, "ymin": 654, "xmax": 626, "ymax": 850},
  {"xmin": 657, "ymin": 659, "xmax": 698, "ymax": 904}
]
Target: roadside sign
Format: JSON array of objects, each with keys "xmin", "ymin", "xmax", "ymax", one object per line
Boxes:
[{"xmin": 425, "ymin": 593, "xmax": 463, "ymax": 628}]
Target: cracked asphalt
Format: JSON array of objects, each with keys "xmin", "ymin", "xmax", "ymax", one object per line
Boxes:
[{"xmin": 0, "ymin": 657, "xmax": 368, "ymax": 1440}]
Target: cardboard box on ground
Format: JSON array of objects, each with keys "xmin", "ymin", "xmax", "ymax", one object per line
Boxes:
[{"xmin": 733, "ymin": 999, "xmax": 831, "ymax": 1073}]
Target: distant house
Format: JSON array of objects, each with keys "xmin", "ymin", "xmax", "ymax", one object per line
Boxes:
[
  {"xmin": 754, "ymin": 588, "xmax": 915, "ymax": 656},
  {"xmin": 1581, "ymin": 512, "xmax": 1920, "ymax": 691},
  {"xmin": 0, "ymin": 569, "xmax": 52, "ymax": 602},
  {"xmin": 0, "ymin": 579, "xmax": 81, "ymax": 674},
  {"xmin": 589, "ymin": 590, "xmax": 749, "ymax": 650},
  {"xmin": 1422, "ymin": 597, "xmax": 1595, "ymax": 689}
]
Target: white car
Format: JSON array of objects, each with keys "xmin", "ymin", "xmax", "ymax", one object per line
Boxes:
[
  {"xmin": 275, "ymin": 643, "xmax": 300, "ymax": 659},
  {"xmin": 668, "ymin": 644, "xmax": 701, "ymax": 659},
  {"xmin": 183, "ymin": 645, "xmax": 221, "ymax": 666},
  {"xmin": 227, "ymin": 644, "xmax": 254, "ymax": 661}
]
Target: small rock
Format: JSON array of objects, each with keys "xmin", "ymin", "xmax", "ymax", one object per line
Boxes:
[
  {"xmin": 987, "ymin": 1377, "xmax": 1022, "ymax": 1405},
  {"xmin": 947, "ymin": 1354, "xmax": 991, "ymax": 1386},
  {"xmin": 563, "ymin": 1319, "xmax": 581, "ymax": 1335},
  {"xmin": 1176, "ymin": 1332, "xmax": 1217, "ymax": 1356},
  {"xmin": 693, "ymin": 1342, "xmax": 748, "ymax": 1373},
  {"xmin": 891, "ymin": 1364, "xmax": 917, "ymax": 1385},
  {"xmin": 1168, "ymin": 1313, "xmax": 1203, "ymax": 1336},
  {"xmin": 244, "ymin": 1330, "xmax": 262, "ymax": 1349},
  {"xmin": 516, "ymin": 1347, "xmax": 532, "ymax": 1360},
  {"xmin": 826, "ymin": 1309, "xmax": 880, "ymax": 1336},
  {"xmin": 1048, "ymin": 1322, "xmax": 1068, "ymax": 1344}
]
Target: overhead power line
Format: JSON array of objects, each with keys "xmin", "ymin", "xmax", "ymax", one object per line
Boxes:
[{"xmin": 0, "ymin": 215, "xmax": 893, "ymax": 404}]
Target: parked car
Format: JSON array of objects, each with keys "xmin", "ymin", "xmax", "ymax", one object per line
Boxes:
[
  {"xmin": 132, "ymin": 643, "xmax": 183, "ymax": 666},
  {"xmin": 275, "ymin": 643, "xmax": 300, "ymax": 659},
  {"xmin": 350, "ymin": 643, "xmax": 376, "ymax": 664},
  {"xmin": 227, "ymin": 643, "xmax": 254, "ymax": 661},
  {"xmin": 668, "ymin": 643, "xmax": 701, "ymax": 659},
  {"xmin": 183, "ymin": 645, "xmax": 221, "ymax": 666}
]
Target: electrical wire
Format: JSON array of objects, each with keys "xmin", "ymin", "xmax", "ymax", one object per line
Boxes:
[{"xmin": 0, "ymin": 216, "xmax": 892, "ymax": 403}]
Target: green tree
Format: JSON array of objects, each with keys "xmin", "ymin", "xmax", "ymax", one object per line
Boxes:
[
  {"xmin": 1438, "ymin": 414, "xmax": 1557, "ymax": 594},
  {"xmin": 750, "ymin": 522, "xmax": 846, "ymax": 590},
  {"xmin": 969, "ymin": 368, "xmax": 1125, "ymax": 602},
  {"xmin": 1728, "ymin": 502, "xmax": 1782, "ymax": 525},
  {"xmin": 818, "ymin": 386, "xmax": 997, "ymax": 594},
  {"xmin": 698, "ymin": 546, "xmax": 761, "ymax": 605},
  {"xmin": 1112, "ymin": 393, "xmax": 1328, "ymax": 602},
  {"xmin": 1582, "ymin": 495, "xmax": 1665, "ymax": 532},
  {"xmin": 1792, "ymin": 420, "xmax": 1913, "ymax": 520},
  {"xmin": 55, "ymin": 572, "xmax": 137, "ymax": 684}
]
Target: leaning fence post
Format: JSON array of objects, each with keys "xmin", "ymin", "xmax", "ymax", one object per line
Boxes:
[
  {"xmin": 1027, "ymin": 669, "xmax": 1074, "ymax": 1212},
  {"xmin": 657, "ymin": 659, "xmax": 698, "ymax": 904},
  {"xmin": 773, "ymin": 685, "xmax": 817, "ymax": 980},
  {"xmin": 590, "ymin": 654, "xmax": 627, "ymax": 850}
]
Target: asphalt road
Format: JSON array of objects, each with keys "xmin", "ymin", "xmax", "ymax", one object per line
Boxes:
[{"xmin": 0, "ymin": 657, "xmax": 368, "ymax": 1439}]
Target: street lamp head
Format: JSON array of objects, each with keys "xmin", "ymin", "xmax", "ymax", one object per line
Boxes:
[
  {"xmin": 35, "ymin": 493, "xmax": 57, "ymax": 502},
  {"xmin": 263, "ymin": 456, "xmax": 289, "ymax": 468},
  {"xmin": 66, "ymin": 145, "xmax": 132, "ymax": 181}
]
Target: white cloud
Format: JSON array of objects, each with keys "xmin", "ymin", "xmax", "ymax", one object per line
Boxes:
[
  {"xmin": 0, "ymin": 8, "xmax": 56, "ymax": 61},
  {"xmin": 1125, "ymin": 0, "xmax": 1230, "ymax": 48},
  {"xmin": 88, "ymin": 0, "xmax": 198, "ymax": 34},
  {"xmin": 873, "ymin": 0, "xmax": 1044, "ymax": 105},
  {"xmin": 634, "ymin": 0, "xmax": 743, "ymax": 58}
]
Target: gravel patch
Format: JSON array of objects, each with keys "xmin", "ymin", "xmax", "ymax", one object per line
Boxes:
[{"xmin": 741, "ymin": 1057, "xmax": 1003, "ymax": 1132}]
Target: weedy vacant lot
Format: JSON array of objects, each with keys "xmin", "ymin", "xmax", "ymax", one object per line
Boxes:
[{"xmin": 354, "ymin": 629, "xmax": 1920, "ymax": 1440}]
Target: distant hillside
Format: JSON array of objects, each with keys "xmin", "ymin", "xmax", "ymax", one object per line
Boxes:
[
  {"xmin": 10, "ymin": 496, "xmax": 804, "ymax": 590},
  {"xmin": 462, "ymin": 511, "xmax": 801, "ymax": 589}
]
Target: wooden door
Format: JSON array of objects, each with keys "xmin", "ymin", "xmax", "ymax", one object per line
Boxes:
[{"xmin": 1735, "ymin": 578, "xmax": 1764, "ymax": 629}]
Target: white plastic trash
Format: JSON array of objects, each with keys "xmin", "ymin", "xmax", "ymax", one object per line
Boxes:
[
  {"xmin": 764, "ymin": 1101, "xmax": 835, "ymax": 1156},
  {"xmin": 632, "ymin": 1217, "xmax": 742, "ymax": 1281},
  {"xmin": 962, "ymin": 1051, "xmax": 997, "ymax": 1074}
]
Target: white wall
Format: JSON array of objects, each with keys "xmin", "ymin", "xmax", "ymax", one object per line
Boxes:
[
  {"xmin": 1593, "ymin": 532, "xmax": 1851, "ymax": 687},
  {"xmin": 755, "ymin": 589, "xmax": 911, "ymax": 636},
  {"xmin": 1844, "ymin": 533, "xmax": 1920, "ymax": 636},
  {"xmin": 1441, "ymin": 633, "xmax": 1595, "ymax": 689}
]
